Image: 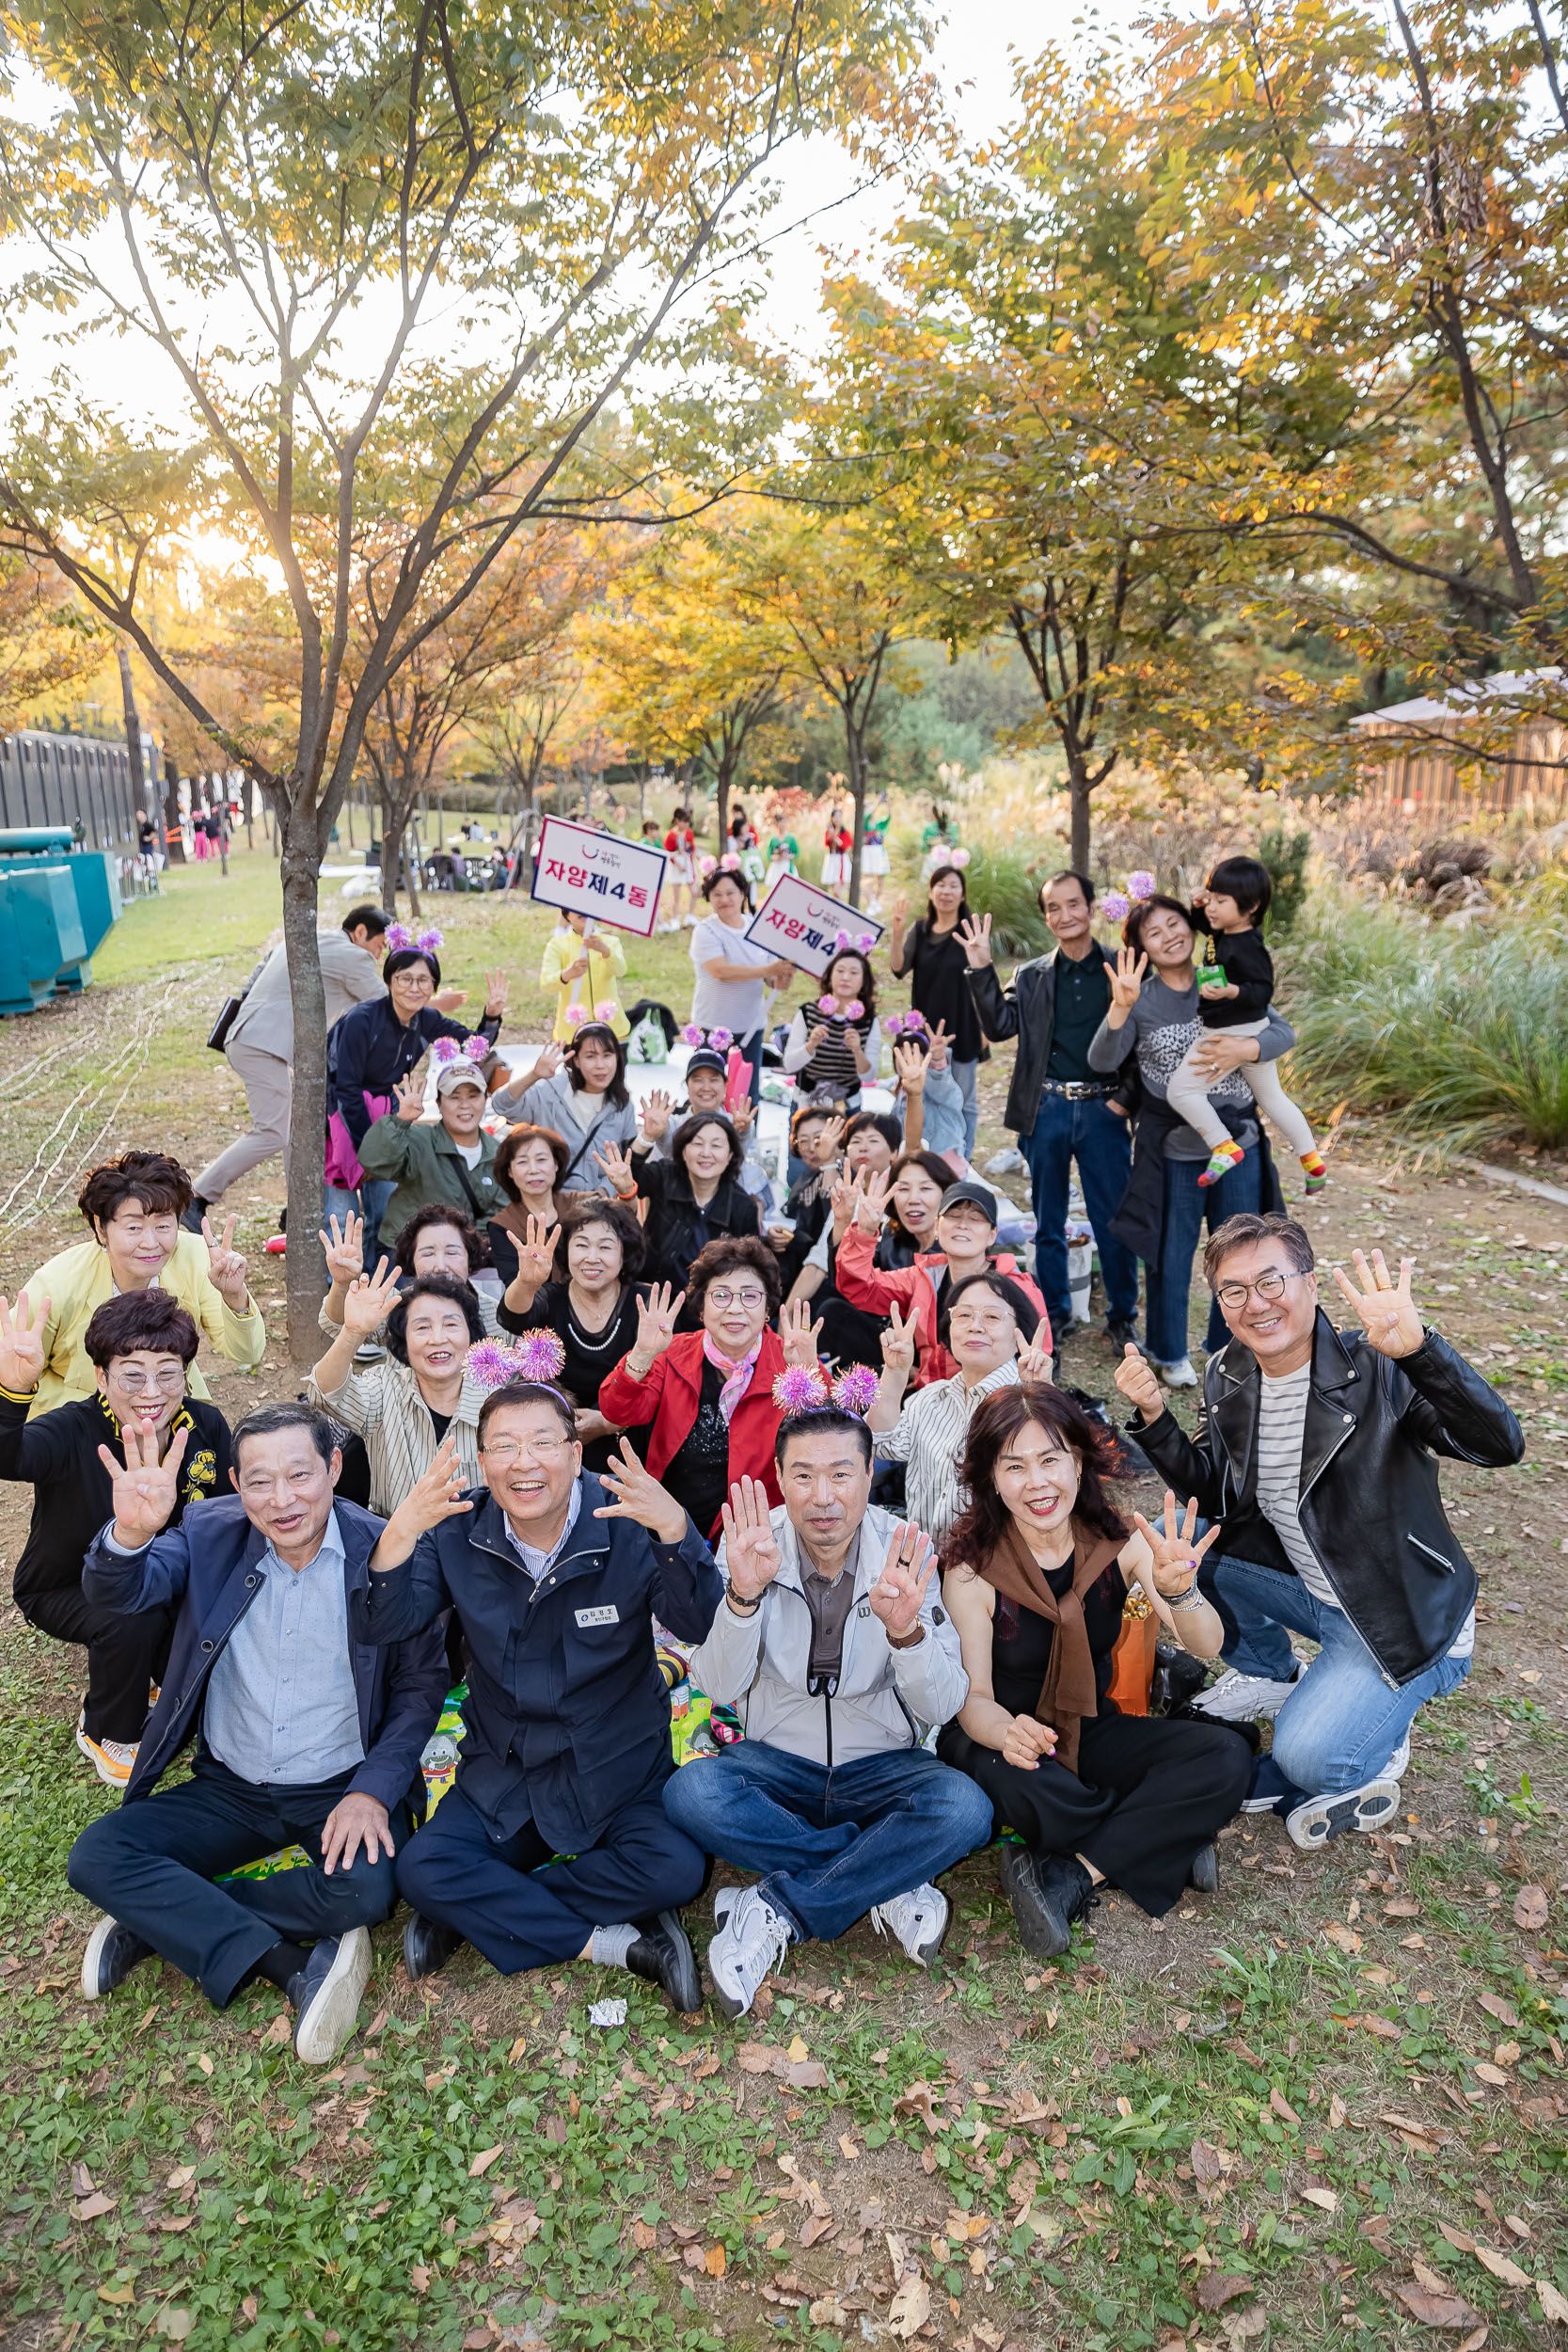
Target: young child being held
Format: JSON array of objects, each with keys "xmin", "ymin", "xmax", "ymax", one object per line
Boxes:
[{"xmin": 1164, "ymin": 854, "xmax": 1328, "ymax": 1194}]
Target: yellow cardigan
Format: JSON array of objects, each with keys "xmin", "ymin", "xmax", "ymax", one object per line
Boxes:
[
  {"xmin": 540, "ymin": 927, "xmax": 628, "ymax": 1044},
  {"xmin": 19, "ymin": 1232, "xmax": 267, "ymax": 1416}
]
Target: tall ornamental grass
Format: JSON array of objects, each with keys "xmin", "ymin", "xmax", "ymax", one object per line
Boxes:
[{"xmin": 1281, "ymin": 895, "xmax": 1568, "ymax": 1153}]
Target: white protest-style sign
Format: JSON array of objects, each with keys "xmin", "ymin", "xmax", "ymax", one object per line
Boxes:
[
  {"xmin": 530, "ymin": 816, "xmax": 667, "ymax": 939},
  {"xmin": 743, "ymin": 870, "xmax": 886, "ymax": 977}
]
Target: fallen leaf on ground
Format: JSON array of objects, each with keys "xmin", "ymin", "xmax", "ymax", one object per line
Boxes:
[
  {"xmin": 1492, "ymin": 2041, "xmax": 1521, "ymax": 2067},
  {"xmin": 262, "ymin": 2012, "xmax": 292, "ymax": 2045},
  {"xmin": 196, "ymin": 2053, "xmax": 214, "ymax": 2076},
  {"xmin": 96, "ymin": 2283, "xmax": 135, "ymax": 2305},
  {"xmin": 799, "ymin": 2211, "xmax": 836, "ymax": 2249},
  {"xmin": 409, "ymin": 2266, "xmax": 430, "ymax": 2294},
  {"xmin": 1439, "ymin": 2223, "xmax": 1478, "ymax": 2254},
  {"xmin": 785, "ymin": 2034, "xmax": 809, "ymax": 2063},
  {"xmin": 166, "ymin": 2166, "xmax": 196, "ymax": 2191},
  {"xmin": 810, "ymin": 2297, "xmax": 849, "ymax": 2328},
  {"xmin": 1223, "ymin": 2307, "xmax": 1267, "ymax": 2343},
  {"xmin": 1474, "ymin": 2063, "xmax": 1510, "ymax": 2087},
  {"xmin": 1537, "ymin": 2280, "xmax": 1568, "ymax": 2324},
  {"xmin": 1478, "ymin": 1993, "xmax": 1519, "ymax": 2028},
  {"xmin": 785, "ymin": 2058, "xmax": 829, "ymax": 2089},
  {"xmin": 157, "ymin": 2313, "xmax": 195, "ymax": 2342},
  {"xmin": 737, "ymin": 2042, "xmax": 782, "ymax": 2073},
  {"xmin": 1394, "ymin": 2282, "xmax": 1481, "ymax": 2328},
  {"xmin": 888, "ymin": 2274, "xmax": 931, "ymax": 2339},
  {"xmin": 1472, "ymin": 2244, "xmax": 1532, "ymax": 2288},
  {"xmin": 1324, "ymin": 1922, "xmax": 1362, "ymax": 1954},
  {"xmin": 1197, "ymin": 2272, "xmax": 1253, "ymax": 2311},
  {"xmin": 1301, "ymin": 2185, "xmax": 1338, "ymax": 2212},
  {"xmin": 839, "ymin": 2134, "xmax": 860, "ymax": 2160},
  {"xmin": 508, "ymin": 2036, "xmax": 528, "ymax": 2063},
  {"xmin": 1328, "ymin": 2093, "xmax": 1349, "ymax": 2128},
  {"xmin": 1385, "ymin": 1896, "xmax": 1421, "ymax": 1917},
  {"xmin": 71, "ymin": 2192, "xmax": 117, "ymax": 2221},
  {"xmin": 704, "ymin": 2244, "xmax": 725, "ymax": 2278},
  {"xmin": 1269, "ymin": 2087, "xmax": 1301, "ymax": 2126},
  {"xmin": 467, "ymin": 2146, "xmax": 503, "ymax": 2178},
  {"xmin": 1512, "ymin": 1885, "xmax": 1549, "ymax": 1933},
  {"xmin": 631, "ymin": 2221, "xmax": 657, "ymax": 2251},
  {"xmin": 1191, "ymin": 2139, "xmax": 1231, "ymax": 2185}
]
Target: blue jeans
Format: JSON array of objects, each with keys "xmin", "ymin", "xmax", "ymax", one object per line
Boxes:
[
  {"xmin": 1146, "ymin": 1148, "xmax": 1261, "ymax": 1364},
  {"xmin": 661, "ymin": 1740, "xmax": 993, "ymax": 1943},
  {"xmin": 325, "ymin": 1178, "xmax": 398, "ymax": 1270},
  {"xmin": 950, "ymin": 1057, "xmax": 979, "ymax": 1156},
  {"xmin": 1203, "ymin": 1552, "xmax": 1472, "ymax": 1808},
  {"xmin": 1020, "ymin": 1092, "xmax": 1139, "ymax": 1335}
]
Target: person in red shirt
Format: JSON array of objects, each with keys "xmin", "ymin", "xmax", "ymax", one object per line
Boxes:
[
  {"xmin": 660, "ymin": 807, "xmax": 697, "ymax": 931},
  {"xmin": 598, "ymin": 1240, "xmax": 823, "ymax": 1539},
  {"xmin": 833, "ymin": 1174, "xmax": 1052, "ymax": 1387}
]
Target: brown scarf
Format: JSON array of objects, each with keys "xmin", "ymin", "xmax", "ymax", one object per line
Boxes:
[
  {"xmin": 976, "ymin": 1521, "xmax": 1123, "ymax": 1773},
  {"xmin": 490, "ymin": 1196, "xmax": 562, "ymax": 1242}
]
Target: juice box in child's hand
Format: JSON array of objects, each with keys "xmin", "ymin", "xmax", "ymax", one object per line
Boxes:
[{"xmin": 1196, "ymin": 962, "xmax": 1225, "ymax": 990}]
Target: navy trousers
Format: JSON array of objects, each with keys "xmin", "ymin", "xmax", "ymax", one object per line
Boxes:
[
  {"xmin": 68, "ymin": 1753, "xmax": 405, "ymax": 2008},
  {"xmin": 395, "ymin": 1778, "xmax": 707, "ymax": 1976}
]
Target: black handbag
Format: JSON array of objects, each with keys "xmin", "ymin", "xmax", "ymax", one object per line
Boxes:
[{"xmin": 207, "ymin": 995, "xmax": 243, "ymax": 1053}]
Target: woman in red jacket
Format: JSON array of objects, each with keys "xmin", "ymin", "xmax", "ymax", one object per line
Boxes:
[
  {"xmin": 598, "ymin": 1238, "xmax": 820, "ymax": 1539},
  {"xmin": 833, "ymin": 1170, "xmax": 1051, "ymax": 1387}
]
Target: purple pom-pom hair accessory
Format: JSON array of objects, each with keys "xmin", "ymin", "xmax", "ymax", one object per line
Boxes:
[
  {"xmin": 1128, "ymin": 870, "xmax": 1156, "ymax": 901},
  {"xmin": 771, "ymin": 1365, "xmax": 829, "ymax": 1414},
  {"xmin": 900, "ymin": 1007, "xmax": 926, "ymax": 1032},
  {"xmin": 708, "ymin": 1026, "xmax": 734, "ymax": 1053},
  {"xmin": 466, "ymin": 1338, "xmax": 524, "ymax": 1391},
  {"xmin": 594, "ymin": 999, "xmax": 618, "ymax": 1023},
  {"xmin": 385, "ymin": 921, "xmax": 414, "ymax": 952},
  {"xmin": 563, "ymin": 1003, "xmax": 588, "ymax": 1026},
  {"xmin": 416, "ymin": 927, "xmax": 444, "ymax": 955},
  {"xmin": 513, "ymin": 1327, "xmax": 568, "ymax": 1383},
  {"xmin": 856, "ymin": 931, "xmax": 876, "ymax": 953},
  {"xmin": 681, "ymin": 1023, "xmax": 705, "ymax": 1048},
  {"xmin": 833, "ymin": 928, "xmax": 852, "ymax": 950},
  {"xmin": 1101, "ymin": 890, "xmax": 1131, "ymax": 923},
  {"xmin": 950, "ymin": 848, "xmax": 971, "ymax": 867},
  {"xmin": 430, "ymin": 1035, "xmax": 464, "ymax": 1064},
  {"xmin": 831, "ymin": 1364, "xmax": 879, "ymax": 1417}
]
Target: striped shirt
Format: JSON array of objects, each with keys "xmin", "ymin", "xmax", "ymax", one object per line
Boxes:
[
  {"xmin": 308, "ymin": 1356, "xmax": 484, "ymax": 1517},
  {"xmin": 784, "ymin": 1007, "xmax": 882, "ymax": 1104},
  {"xmin": 873, "ymin": 1359, "xmax": 1020, "ymax": 1544}
]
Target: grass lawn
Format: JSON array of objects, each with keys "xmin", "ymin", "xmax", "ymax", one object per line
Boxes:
[{"xmin": 0, "ymin": 845, "xmax": 1564, "ymax": 2352}]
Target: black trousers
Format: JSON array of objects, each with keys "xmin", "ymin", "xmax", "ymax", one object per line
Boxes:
[
  {"xmin": 67, "ymin": 1752, "xmax": 408, "ymax": 2008},
  {"xmin": 939, "ymin": 1712, "xmax": 1253, "ymax": 1917},
  {"xmin": 20, "ymin": 1584, "xmax": 175, "ymax": 1743}
]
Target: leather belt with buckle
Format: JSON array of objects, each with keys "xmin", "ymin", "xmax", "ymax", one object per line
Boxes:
[{"xmin": 1040, "ymin": 1078, "xmax": 1115, "ymax": 1100}]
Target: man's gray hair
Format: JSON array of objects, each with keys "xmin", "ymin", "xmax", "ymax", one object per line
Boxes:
[{"xmin": 1202, "ymin": 1212, "xmax": 1316, "ymax": 1290}]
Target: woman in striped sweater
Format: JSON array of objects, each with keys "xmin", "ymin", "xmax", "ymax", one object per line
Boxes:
[{"xmin": 782, "ymin": 949, "xmax": 880, "ymax": 1112}]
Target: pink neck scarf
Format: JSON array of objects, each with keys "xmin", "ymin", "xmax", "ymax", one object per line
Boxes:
[{"xmin": 703, "ymin": 1331, "xmax": 763, "ymax": 1424}]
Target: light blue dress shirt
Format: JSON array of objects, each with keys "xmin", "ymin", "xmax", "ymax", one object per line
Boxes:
[{"xmin": 202, "ymin": 1507, "xmax": 365, "ymax": 1787}]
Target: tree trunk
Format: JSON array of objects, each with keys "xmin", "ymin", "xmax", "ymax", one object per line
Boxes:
[
  {"xmin": 277, "ymin": 814, "xmax": 329, "ymax": 1360},
  {"xmin": 380, "ymin": 798, "xmax": 405, "ymax": 914},
  {"xmin": 715, "ymin": 759, "xmax": 733, "ymax": 863},
  {"xmin": 844, "ymin": 719, "xmax": 866, "ymax": 910},
  {"xmin": 1069, "ymin": 758, "xmax": 1092, "ymax": 876},
  {"xmin": 116, "ymin": 646, "xmax": 145, "ymax": 812}
]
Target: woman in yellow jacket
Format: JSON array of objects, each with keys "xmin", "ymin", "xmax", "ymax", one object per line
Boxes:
[
  {"xmin": 16, "ymin": 1151, "xmax": 265, "ymax": 1415},
  {"xmin": 539, "ymin": 910, "xmax": 630, "ymax": 1044}
]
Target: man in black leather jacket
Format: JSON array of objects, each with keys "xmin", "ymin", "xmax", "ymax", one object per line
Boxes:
[{"xmin": 1116, "ymin": 1212, "xmax": 1523, "ymax": 1851}]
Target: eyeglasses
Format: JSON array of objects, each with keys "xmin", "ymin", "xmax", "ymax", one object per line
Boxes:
[
  {"xmin": 483, "ymin": 1436, "xmax": 574, "ymax": 1463},
  {"xmin": 114, "ymin": 1368, "xmax": 187, "ymax": 1393},
  {"xmin": 706, "ymin": 1288, "xmax": 767, "ymax": 1310},
  {"xmin": 1213, "ymin": 1268, "xmax": 1307, "ymax": 1311}
]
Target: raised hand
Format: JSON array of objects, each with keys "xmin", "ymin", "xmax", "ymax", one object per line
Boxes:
[
  {"xmin": 342, "ymin": 1259, "xmax": 401, "ymax": 1337},
  {"xmin": 867, "ymin": 1519, "xmax": 936, "ymax": 1642},
  {"xmin": 483, "ymin": 967, "xmax": 512, "ymax": 1019},
  {"xmin": 888, "ymin": 892, "xmax": 909, "ymax": 929},
  {"xmin": 433, "ymin": 986, "xmax": 467, "ymax": 1013},
  {"xmin": 880, "ymin": 1297, "xmax": 917, "ymax": 1381},
  {"xmin": 514, "ymin": 1040, "xmax": 562, "ymax": 1092},
  {"xmin": 392, "ymin": 1070, "xmax": 425, "ymax": 1122},
  {"xmin": 594, "ymin": 1139, "xmax": 639, "ymax": 1199},
  {"xmin": 728, "ymin": 1095, "xmax": 755, "ymax": 1138},
  {"xmin": 926, "ymin": 1018, "xmax": 952, "ymax": 1067},
  {"xmin": 1331, "ymin": 1248, "xmax": 1423, "ymax": 1359},
  {"xmin": 512, "ymin": 1212, "xmax": 560, "ymax": 1292},
  {"xmin": 318, "ymin": 1213, "xmax": 364, "ymax": 1289},
  {"xmin": 778, "ymin": 1295, "xmax": 823, "ymax": 1369},
  {"xmin": 720, "ymin": 1474, "xmax": 783, "ymax": 1600},
  {"xmin": 1001, "ymin": 1712, "xmax": 1058, "ymax": 1771},
  {"xmin": 814, "ymin": 1114, "xmax": 846, "ymax": 1168},
  {"xmin": 956, "ymin": 913, "xmax": 993, "ymax": 969},
  {"xmin": 593, "ymin": 1437, "xmax": 685, "ymax": 1543},
  {"xmin": 100, "ymin": 1415, "xmax": 188, "ymax": 1549},
  {"xmin": 893, "ymin": 1040, "xmax": 927, "ymax": 1095},
  {"xmin": 851, "ymin": 1168, "xmax": 893, "ymax": 1233},
  {"xmin": 1109, "ymin": 946, "xmax": 1148, "ymax": 1016},
  {"xmin": 628, "ymin": 1282, "xmax": 684, "ymax": 1368},
  {"xmin": 1015, "ymin": 1327, "xmax": 1055, "ymax": 1384},
  {"xmin": 201, "ymin": 1214, "xmax": 249, "ymax": 1309},
  {"xmin": 639, "ymin": 1088, "xmax": 673, "ymax": 1142},
  {"xmin": 829, "ymin": 1170, "xmax": 860, "ymax": 1243},
  {"xmin": 0, "ymin": 1291, "xmax": 50, "ymax": 1394},
  {"xmin": 384, "ymin": 1435, "xmax": 474, "ymax": 1541},
  {"xmin": 1131, "ymin": 1489, "xmax": 1224, "ymax": 1598},
  {"xmin": 1114, "ymin": 1341, "xmax": 1165, "ymax": 1422}
]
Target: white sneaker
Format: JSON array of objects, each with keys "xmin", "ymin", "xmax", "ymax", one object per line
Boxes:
[
  {"xmin": 707, "ymin": 1886, "xmax": 792, "ymax": 2020},
  {"xmin": 76, "ymin": 1710, "xmax": 138, "ymax": 1787},
  {"xmin": 868, "ymin": 1882, "xmax": 949, "ymax": 1967},
  {"xmin": 1192, "ymin": 1667, "xmax": 1300, "ymax": 1724},
  {"xmin": 1154, "ymin": 1357, "xmax": 1198, "ymax": 1390},
  {"xmin": 1384, "ymin": 1733, "xmax": 1411, "ymax": 1781},
  {"xmin": 293, "ymin": 1928, "xmax": 372, "ymax": 2065},
  {"xmin": 1286, "ymin": 1778, "xmax": 1401, "ymax": 1851}
]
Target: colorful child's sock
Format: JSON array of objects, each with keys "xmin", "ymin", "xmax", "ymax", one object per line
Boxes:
[
  {"xmin": 1300, "ymin": 1148, "xmax": 1328, "ymax": 1194},
  {"xmin": 1197, "ymin": 1137, "xmax": 1245, "ymax": 1189}
]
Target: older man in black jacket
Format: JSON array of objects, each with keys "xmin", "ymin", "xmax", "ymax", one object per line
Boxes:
[{"xmin": 1117, "ymin": 1213, "xmax": 1524, "ymax": 1851}]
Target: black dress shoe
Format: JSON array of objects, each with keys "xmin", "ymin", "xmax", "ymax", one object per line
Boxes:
[
  {"xmin": 404, "ymin": 1912, "xmax": 465, "ymax": 1982},
  {"xmin": 1187, "ymin": 1842, "xmax": 1219, "ymax": 1895},
  {"xmin": 1106, "ymin": 1317, "xmax": 1140, "ymax": 1349},
  {"xmin": 1000, "ymin": 1848, "xmax": 1096, "ymax": 1961},
  {"xmin": 81, "ymin": 1915, "xmax": 154, "ymax": 2000},
  {"xmin": 178, "ymin": 1196, "xmax": 211, "ymax": 1235},
  {"xmin": 626, "ymin": 1910, "xmax": 703, "ymax": 2015}
]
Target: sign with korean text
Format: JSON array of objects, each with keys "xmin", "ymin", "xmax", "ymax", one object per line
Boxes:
[
  {"xmin": 530, "ymin": 817, "xmax": 666, "ymax": 939},
  {"xmin": 743, "ymin": 872, "xmax": 885, "ymax": 977}
]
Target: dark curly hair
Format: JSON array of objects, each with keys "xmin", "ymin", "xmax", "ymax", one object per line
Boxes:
[
  {"xmin": 385, "ymin": 1271, "xmax": 485, "ymax": 1365},
  {"xmin": 392, "ymin": 1202, "xmax": 489, "ymax": 1277},
  {"xmin": 942, "ymin": 1381, "xmax": 1128, "ymax": 1569},
  {"xmin": 686, "ymin": 1233, "xmax": 783, "ymax": 1321},
  {"xmin": 84, "ymin": 1289, "xmax": 199, "ymax": 1369},
  {"xmin": 78, "ymin": 1151, "xmax": 193, "ymax": 1231},
  {"xmin": 701, "ymin": 866, "xmax": 753, "ymax": 911},
  {"xmin": 384, "ymin": 945, "xmax": 442, "ymax": 989},
  {"xmin": 554, "ymin": 1195, "xmax": 647, "ymax": 1283},
  {"xmin": 670, "ymin": 1111, "xmax": 744, "ymax": 1187}
]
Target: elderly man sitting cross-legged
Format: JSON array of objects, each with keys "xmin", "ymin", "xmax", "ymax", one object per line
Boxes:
[
  {"xmin": 67, "ymin": 1403, "xmax": 448, "ymax": 2064},
  {"xmin": 663, "ymin": 1407, "xmax": 992, "ymax": 2019},
  {"xmin": 353, "ymin": 1387, "xmax": 723, "ymax": 2012},
  {"xmin": 1117, "ymin": 1213, "xmax": 1524, "ymax": 1851}
]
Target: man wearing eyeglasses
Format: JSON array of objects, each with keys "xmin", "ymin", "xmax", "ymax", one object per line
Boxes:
[
  {"xmin": 355, "ymin": 1383, "xmax": 724, "ymax": 2012},
  {"xmin": 0, "ymin": 1289, "xmax": 234, "ymax": 1787},
  {"xmin": 1117, "ymin": 1212, "xmax": 1523, "ymax": 1851}
]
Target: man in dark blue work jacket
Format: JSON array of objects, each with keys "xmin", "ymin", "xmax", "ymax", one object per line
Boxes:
[{"xmin": 357, "ymin": 1380, "xmax": 724, "ymax": 2012}]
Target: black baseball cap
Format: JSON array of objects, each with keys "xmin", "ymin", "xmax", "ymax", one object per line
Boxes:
[
  {"xmin": 939, "ymin": 1180, "xmax": 999, "ymax": 1224},
  {"xmin": 685, "ymin": 1047, "xmax": 727, "ymax": 1078}
]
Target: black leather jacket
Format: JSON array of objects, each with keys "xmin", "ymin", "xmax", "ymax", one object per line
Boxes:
[
  {"xmin": 1138, "ymin": 1310, "xmax": 1523, "ymax": 1687},
  {"xmin": 966, "ymin": 948, "xmax": 1117, "ymax": 1136}
]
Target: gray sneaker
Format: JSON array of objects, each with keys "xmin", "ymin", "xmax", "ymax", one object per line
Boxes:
[
  {"xmin": 707, "ymin": 1887, "xmax": 792, "ymax": 2021},
  {"xmin": 1192, "ymin": 1666, "xmax": 1300, "ymax": 1724},
  {"xmin": 1285, "ymin": 1778, "xmax": 1401, "ymax": 1851}
]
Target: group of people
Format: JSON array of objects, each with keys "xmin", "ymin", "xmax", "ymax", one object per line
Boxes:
[{"xmin": 0, "ymin": 838, "xmax": 1525, "ymax": 2072}]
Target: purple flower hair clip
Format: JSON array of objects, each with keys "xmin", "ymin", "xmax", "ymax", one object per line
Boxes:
[
  {"xmin": 416, "ymin": 927, "xmax": 444, "ymax": 955},
  {"xmin": 1128, "ymin": 871, "xmax": 1156, "ymax": 901},
  {"xmin": 385, "ymin": 922, "xmax": 414, "ymax": 953},
  {"xmin": 681, "ymin": 1023, "xmax": 705, "ymax": 1048},
  {"xmin": 1101, "ymin": 891, "xmax": 1131, "ymax": 923},
  {"xmin": 771, "ymin": 1365, "xmax": 829, "ymax": 1414},
  {"xmin": 708, "ymin": 1026, "xmax": 734, "ymax": 1054}
]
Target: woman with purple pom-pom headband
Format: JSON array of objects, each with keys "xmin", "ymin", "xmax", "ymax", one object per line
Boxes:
[{"xmin": 1097, "ymin": 872, "xmax": 1156, "ymax": 926}]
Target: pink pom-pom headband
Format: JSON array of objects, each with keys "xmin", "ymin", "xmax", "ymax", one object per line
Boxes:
[
  {"xmin": 467, "ymin": 1329, "xmax": 568, "ymax": 1393},
  {"xmin": 769, "ymin": 1363, "xmax": 879, "ymax": 1419}
]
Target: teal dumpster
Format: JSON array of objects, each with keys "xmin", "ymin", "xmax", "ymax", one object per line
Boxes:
[{"xmin": 0, "ymin": 828, "xmax": 121, "ymax": 1015}]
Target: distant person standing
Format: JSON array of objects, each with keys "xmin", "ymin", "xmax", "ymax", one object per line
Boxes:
[
  {"xmin": 660, "ymin": 808, "xmax": 696, "ymax": 931},
  {"xmin": 186, "ymin": 905, "xmax": 394, "ymax": 1225}
]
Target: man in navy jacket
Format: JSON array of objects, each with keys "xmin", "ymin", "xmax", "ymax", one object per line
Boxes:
[
  {"xmin": 358, "ymin": 1381, "xmax": 723, "ymax": 2011},
  {"xmin": 67, "ymin": 1402, "xmax": 447, "ymax": 2064}
]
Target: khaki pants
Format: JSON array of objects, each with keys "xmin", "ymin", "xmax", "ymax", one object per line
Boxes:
[{"xmin": 194, "ymin": 1037, "xmax": 293, "ymax": 1200}]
